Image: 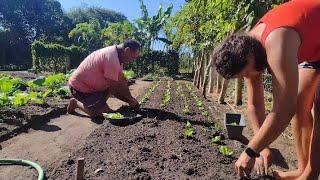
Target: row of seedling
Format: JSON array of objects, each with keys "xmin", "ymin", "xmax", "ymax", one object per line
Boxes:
[
  {"xmin": 160, "ymin": 81, "xmax": 172, "ymax": 108},
  {"xmin": 186, "ymin": 83, "xmax": 209, "ymax": 118},
  {"xmin": 176, "ymin": 82, "xmax": 191, "ymax": 115},
  {"xmin": 139, "ymin": 81, "xmax": 160, "ymax": 104},
  {"xmin": 211, "ymin": 123, "xmax": 234, "ymax": 157}
]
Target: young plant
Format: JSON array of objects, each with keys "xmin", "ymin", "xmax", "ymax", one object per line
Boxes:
[
  {"xmin": 211, "ymin": 123, "xmax": 221, "ymax": 132},
  {"xmin": 185, "ymin": 121, "xmax": 192, "ymax": 128},
  {"xmin": 104, "ymin": 112, "xmax": 124, "ymax": 120},
  {"xmin": 186, "ymin": 83, "xmax": 193, "ymax": 91},
  {"xmin": 160, "ymin": 89, "xmax": 171, "ymax": 107},
  {"xmin": 43, "ymin": 73, "xmax": 67, "ymax": 88},
  {"xmin": 202, "ymin": 111, "xmax": 209, "ymax": 117},
  {"xmin": 212, "ymin": 135, "xmax": 221, "ymax": 143},
  {"xmin": 12, "ymin": 92, "xmax": 29, "ymax": 107},
  {"xmin": 123, "ymin": 70, "xmax": 136, "ymax": 80},
  {"xmin": 0, "ymin": 93, "xmax": 9, "ymax": 107},
  {"xmin": 183, "ymin": 105, "xmax": 191, "ymax": 115},
  {"xmin": 184, "ymin": 128, "xmax": 194, "ymax": 138},
  {"xmin": 29, "ymin": 92, "xmax": 44, "ymax": 105},
  {"xmin": 219, "ymin": 146, "xmax": 233, "ymax": 157},
  {"xmin": 230, "ymin": 122, "xmax": 238, "ymax": 126},
  {"xmin": 196, "ymin": 100, "xmax": 204, "ymax": 110},
  {"xmin": 139, "ymin": 82, "xmax": 159, "ymax": 104},
  {"xmin": 183, "ymin": 121, "xmax": 194, "ymax": 138},
  {"xmin": 53, "ymin": 86, "xmax": 69, "ymax": 96}
]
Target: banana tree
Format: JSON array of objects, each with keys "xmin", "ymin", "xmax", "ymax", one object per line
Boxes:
[
  {"xmin": 135, "ymin": 0, "xmax": 174, "ymax": 72},
  {"xmin": 135, "ymin": 0, "xmax": 173, "ymax": 52}
]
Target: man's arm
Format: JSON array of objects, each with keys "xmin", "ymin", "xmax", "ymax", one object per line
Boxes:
[
  {"xmin": 245, "ymin": 73, "xmax": 266, "ymax": 135},
  {"xmin": 109, "ymin": 72, "xmax": 139, "ymax": 107},
  {"xmin": 248, "ymin": 28, "xmax": 300, "ymax": 152}
]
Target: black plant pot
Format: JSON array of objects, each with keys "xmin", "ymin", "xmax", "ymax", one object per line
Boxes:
[{"xmin": 224, "ymin": 113, "xmax": 246, "ymax": 140}]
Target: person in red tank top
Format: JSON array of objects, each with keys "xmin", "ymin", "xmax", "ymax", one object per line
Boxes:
[{"xmin": 213, "ymin": 0, "xmax": 320, "ymax": 179}]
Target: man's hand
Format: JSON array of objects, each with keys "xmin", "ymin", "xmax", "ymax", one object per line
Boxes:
[
  {"xmin": 128, "ymin": 98, "xmax": 139, "ymax": 109},
  {"xmin": 235, "ymin": 151, "xmax": 256, "ymax": 178}
]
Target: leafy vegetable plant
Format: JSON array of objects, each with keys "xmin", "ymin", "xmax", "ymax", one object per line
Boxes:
[
  {"xmin": 219, "ymin": 146, "xmax": 233, "ymax": 156},
  {"xmin": 212, "ymin": 135, "xmax": 221, "ymax": 143},
  {"xmin": 104, "ymin": 112, "xmax": 124, "ymax": 120},
  {"xmin": 184, "ymin": 128, "xmax": 194, "ymax": 138}
]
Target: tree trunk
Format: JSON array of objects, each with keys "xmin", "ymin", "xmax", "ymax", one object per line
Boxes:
[
  {"xmin": 216, "ymin": 74, "xmax": 222, "ymax": 94},
  {"xmin": 193, "ymin": 55, "xmax": 200, "ymax": 86},
  {"xmin": 208, "ymin": 66, "xmax": 214, "ymax": 94},
  {"xmin": 218, "ymin": 78, "xmax": 229, "ymax": 104},
  {"xmin": 235, "ymin": 78, "xmax": 244, "ymax": 106},
  {"xmin": 201, "ymin": 53, "xmax": 213, "ymax": 98}
]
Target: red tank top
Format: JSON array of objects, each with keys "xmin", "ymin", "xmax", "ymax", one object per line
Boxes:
[{"xmin": 255, "ymin": 0, "xmax": 320, "ymax": 63}]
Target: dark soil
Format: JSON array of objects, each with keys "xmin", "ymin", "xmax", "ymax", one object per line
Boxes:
[
  {"xmin": 0, "ymin": 97, "xmax": 69, "ymax": 143},
  {"xmin": 0, "ymin": 71, "xmax": 71, "ymax": 142},
  {"xmin": 49, "ymin": 80, "xmax": 272, "ymax": 179}
]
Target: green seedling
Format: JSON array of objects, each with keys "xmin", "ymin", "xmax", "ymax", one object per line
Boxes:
[
  {"xmin": 104, "ymin": 112, "xmax": 124, "ymax": 120},
  {"xmin": 202, "ymin": 111, "xmax": 209, "ymax": 117},
  {"xmin": 196, "ymin": 100, "xmax": 204, "ymax": 108},
  {"xmin": 185, "ymin": 121, "xmax": 192, "ymax": 128},
  {"xmin": 0, "ymin": 93, "xmax": 9, "ymax": 107},
  {"xmin": 212, "ymin": 135, "xmax": 221, "ymax": 143},
  {"xmin": 160, "ymin": 89, "xmax": 171, "ymax": 107},
  {"xmin": 219, "ymin": 146, "xmax": 233, "ymax": 156},
  {"xmin": 184, "ymin": 128, "xmax": 194, "ymax": 138},
  {"xmin": 211, "ymin": 123, "xmax": 221, "ymax": 132},
  {"xmin": 230, "ymin": 122, "xmax": 238, "ymax": 126},
  {"xmin": 123, "ymin": 70, "xmax": 136, "ymax": 80},
  {"xmin": 183, "ymin": 105, "xmax": 191, "ymax": 115},
  {"xmin": 54, "ymin": 86, "xmax": 69, "ymax": 96},
  {"xmin": 12, "ymin": 92, "xmax": 29, "ymax": 107}
]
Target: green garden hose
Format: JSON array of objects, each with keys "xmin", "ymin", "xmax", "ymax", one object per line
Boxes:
[{"xmin": 0, "ymin": 159, "xmax": 44, "ymax": 180}]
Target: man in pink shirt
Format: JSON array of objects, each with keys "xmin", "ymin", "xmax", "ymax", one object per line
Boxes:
[{"xmin": 67, "ymin": 39, "xmax": 140, "ymax": 117}]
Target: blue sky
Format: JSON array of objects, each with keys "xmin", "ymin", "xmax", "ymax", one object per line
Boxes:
[{"xmin": 57, "ymin": 0, "xmax": 186, "ymax": 22}]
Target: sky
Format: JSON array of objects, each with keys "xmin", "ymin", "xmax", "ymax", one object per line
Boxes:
[{"xmin": 57, "ymin": 0, "xmax": 186, "ymax": 22}]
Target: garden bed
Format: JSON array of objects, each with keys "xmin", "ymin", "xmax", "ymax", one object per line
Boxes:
[
  {"xmin": 0, "ymin": 71, "xmax": 71, "ymax": 142},
  {"xmin": 48, "ymin": 79, "xmax": 270, "ymax": 179}
]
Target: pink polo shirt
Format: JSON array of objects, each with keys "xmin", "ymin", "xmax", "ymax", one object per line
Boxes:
[{"xmin": 68, "ymin": 45, "xmax": 123, "ymax": 93}]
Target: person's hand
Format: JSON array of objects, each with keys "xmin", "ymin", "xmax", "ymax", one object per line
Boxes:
[
  {"xmin": 254, "ymin": 155, "xmax": 266, "ymax": 176},
  {"xmin": 235, "ymin": 151, "xmax": 256, "ymax": 178},
  {"xmin": 254, "ymin": 148, "xmax": 272, "ymax": 176},
  {"xmin": 128, "ymin": 98, "xmax": 139, "ymax": 109}
]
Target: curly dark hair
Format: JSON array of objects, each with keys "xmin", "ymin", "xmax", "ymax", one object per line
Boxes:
[{"xmin": 212, "ymin": 33, "xmax": 267, "ymax": 79}]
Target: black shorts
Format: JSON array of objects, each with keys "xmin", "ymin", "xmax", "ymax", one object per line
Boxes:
[{"xmin": 69, "ymin": 86, "xmax": 109, "ymax": 113}]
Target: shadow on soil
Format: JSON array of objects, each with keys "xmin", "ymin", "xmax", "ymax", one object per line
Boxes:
[{"xmin": 117, "ymin": 106, "xmax": 215, "ymax": 128}]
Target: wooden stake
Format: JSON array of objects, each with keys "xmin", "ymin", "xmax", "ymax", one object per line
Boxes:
[{"xmin": 76, "ymin": 158, "xmax": 85, "ymax": 180}]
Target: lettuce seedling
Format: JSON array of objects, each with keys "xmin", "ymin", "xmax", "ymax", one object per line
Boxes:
[
  {"xmin": 185, "ymin": 121, "xmax": 192, "ymax": 128},
  {"xmin": 183, "ymin": 105, "xmax": 191, "ymax": 115},
  {"xmin": 211, "ymin": 123, "xmax": 221, "ymax": 132},
  {"xmin": 0, "ymin": 93, "xmax": 9, "ymax": 107},
  {"xmin": 230, "ymin": 122, "xmax": 238, "ymax": 126},
  {"xmin": 202, "ymin": 111, "xmax": 209, "ymax": 117},
  {"xmin": 219, "ymin": 146, "xmax": 233, "ymax": 156},
  {"xmin": 212, "ymin": 135, "xmax": 221, "ymax": 143},
  {"xmin": 104, "ymin": 112, "xmax": 124, "ymax": 120},
  {"xmin": 123, "ymin": 70, "xmax": 136, "ymax": 80},
  {"xmin": 184, "ymin": 128, "xmax": 194, "ymax": 138}
]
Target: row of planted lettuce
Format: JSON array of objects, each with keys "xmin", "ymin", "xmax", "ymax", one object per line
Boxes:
[
  {"xmin": 0, "ymin": 72, "xmax": 72, "ymax": 108},
  {"xmin": 0, "ymin": 69, "xmax": 138, "ymax": 108}
]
